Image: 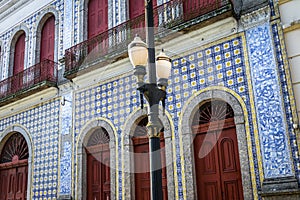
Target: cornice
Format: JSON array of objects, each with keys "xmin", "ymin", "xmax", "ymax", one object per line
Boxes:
[
  {"xmin": 0, "ymin": 0, "xmax": 31, "ymax": 22},
  {"xmin": 240, "ymin": 6, "xmax": 271, "ymax": 30}
]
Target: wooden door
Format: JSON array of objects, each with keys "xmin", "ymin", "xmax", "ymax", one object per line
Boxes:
[
  {"xmin": 0, "ymin": 133, "xmax": 29, "ymax": 200},
  {"xmin": 88, "ymin": 0, "xmax": 108, "ymax": 38},
  {"xmin": 88, "ymin": 0, "xmax": 108, "ymax": 54},
  {"xmin": 12, "ymin": 33, "xmax": 25, "ymax": 93},
  {"xmin": 133, "ymin": 135, "xmax": 168, "ymax": 200},
  {"xmin": 86, "ymin": 144, "xmax": 111, "ymax": 200},
  {"xmin": 0, "ymin": 170, "xmax": 8, "ymax": 200},
  {"xmin": 15, "ymin": 166, "xmax": 27, "ymax": 200},
  {"xmin": 193, "ymin": 119, "xmax": 244, "ymax": 200},
  {"xmin": 40, "ymin": 16, "xmax": 55, "ymax": 62},
  {"xmin": 14, "ymin": 33, "xmax": 25, "ymax": 76},
  {"xmin": 40, "ymin": 16, "xmax": 55, "ymax": 81}
]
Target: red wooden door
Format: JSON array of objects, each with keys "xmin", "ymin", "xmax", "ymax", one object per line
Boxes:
[
  {"xmin": 88, "ymin": 0, "xmax": 108, "ymax": 54},
  {"xmin": 86, "ymin": 144, "xmax": 111, "ymax": 200},
  {"xmin": 193, "ymin": 118, "xmax": 244, "ymax": 200},
  {"xmin": 15, "ymin": 166, "xmax": 27, "ymax": 200},
  {"xmin": 14, "ymin": 33, "xmax": 25, "ymax": 75},
  {"xmin": 133, "ymin": 135, "xmax": 168, "ymax": 200},
  {"xmin": 0, "ymin": 170, "xmax": 8, "ymax": 200},
  {"xmin": 88, "ymin": 0, "xmax": 108, "ymax": 38},
  {"xmin": 40, "ymin": 16, "xmax": 55, "ymax": 81},
  {"xmin": 40, "ymin": 16, "xmax": 55, "ymax": 62},
  {"xmin": 0, "ymin": 133, "xmax": 29, "ymax": 200},
  {"xmin": 12, "ymin": 33, "xmax": 25, "ymax": 93},
  {"xmin": 0, "ymin": 164, "xmax": 28, "ymax": 200}
]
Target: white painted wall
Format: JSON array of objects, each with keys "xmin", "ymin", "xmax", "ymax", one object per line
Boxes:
[
  {"xmin": 279, "ymin": 0, "xmax": 300, "ymax": 123},
  {"xmin": 279, "ymin": 0, "xmax": 300, "ymax": 26},
  {"xmin": 0, "ymin": 0, "xmax": 54, "ymax": 35}
]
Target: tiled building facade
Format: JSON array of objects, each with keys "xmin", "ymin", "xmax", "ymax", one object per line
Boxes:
[{"xmin": 0, "ymin": 0, "xmax": 300, "ymax": 199}]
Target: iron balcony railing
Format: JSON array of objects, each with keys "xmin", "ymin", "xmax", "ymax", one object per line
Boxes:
[
  {"xmin": 64, "ymin": 0, "xmax": 232, "ymax": 79},
  {"xmin": 0, "ymin": 59, "xmax": 58, "ymax": 105}
]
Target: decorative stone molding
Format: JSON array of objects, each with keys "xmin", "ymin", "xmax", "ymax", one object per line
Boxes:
[
  {"xmin": 122, "ymin": 107, "xmax": 175, "ymax": 200},
  {"xmin": 33, "ymin": 6, "xmax": 60, "ymax": 64},
  {"xmin": 76, "ymin": 118, "xmax": 117, "ymax": 200},
  {"xmin": 240, "ymin": 6, "xmax": 270, "ymax": 30},
  {"xmin": 7, "ymin": 23, "xmax": 30, "ymax": 76}
]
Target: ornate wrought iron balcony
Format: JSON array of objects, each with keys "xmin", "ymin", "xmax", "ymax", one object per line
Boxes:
[
  {"xmin": 0, "ymin": 59, "xmax": 58, "ymax": 106},
  {"xmin": 64, "ymin": 0, "xmax": 233, "ymax": 79}
]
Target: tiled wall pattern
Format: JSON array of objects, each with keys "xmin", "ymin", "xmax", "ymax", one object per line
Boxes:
[
  {"xmin": 271, "ymin": 21, "xmax": 300, "ymax": 181},
  {"xmin": 63, "ymin": 0, "xmax": 73, "ymax": 51},
  {"xmin": 0, "ymin": 0, "xmax": 299, "ymax": 199},
  {"xmin": 60, "ymin": 141, "xmax": 72, "ymax": 195},
  {"xmin": 59, "ymin": 92, "xmax": 73, "ymax": 195},
  {"xmin": 0, "ymin": 100, "xmax": 60, "ymax": 199},
  {"xmin": 246, "ymin": 23, "xmax": 293, "ymax": 178},
  {"xmin": 73, "ymin": 35, "xmax": 262, "ymax": 199}
]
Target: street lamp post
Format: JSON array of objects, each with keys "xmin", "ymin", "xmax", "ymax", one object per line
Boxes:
[{"xmin": 128, "ymin": 1, "xmax": 172, "ymax": 199}]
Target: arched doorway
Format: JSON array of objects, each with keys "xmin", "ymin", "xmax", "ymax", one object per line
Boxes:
[
  {"xmin": 192, "ymin": 100, "xmax": 244, "ymax": 200},
  {"xmin": 132, "ymin": 117, "xmax": 168, "ymax": 200},
  {"xmin": 86, "ymin": 127, "xmax": 111, "ymax": 200},
  {"xmin": 0, "ymin": 133, "xmax": 29, "ymax": 200}
]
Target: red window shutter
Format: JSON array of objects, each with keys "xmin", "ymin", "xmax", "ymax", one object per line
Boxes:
[
  {"xmin": 88, "ymin": 0, "xmax": 108, "ymax": 39},
  {"xmin": 13, "ymin": 33, "xmax": 25, "ymax": 75},
  {"xmin": 40, "ymin": 16, "xmax": 55, "ymax": 62}
]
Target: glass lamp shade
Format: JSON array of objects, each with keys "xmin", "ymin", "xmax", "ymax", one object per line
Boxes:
[
  {"xmin": 156, "ymin": 50, "xmax": 172, "ymax": 79},
  {"xmin": 128, "ymin": 36, "xmax": 148, "ymax": 68}
]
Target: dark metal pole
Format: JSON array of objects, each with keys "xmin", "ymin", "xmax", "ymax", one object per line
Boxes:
[
  {"xmin": 145, "ymin": 0, "xmax": 163, "ymax": 200},
  {"xmin": 146, "ymin": 0, "xmax": 157, "ymax": 84}
]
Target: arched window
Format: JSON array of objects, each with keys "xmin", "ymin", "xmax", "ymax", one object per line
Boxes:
[
  {"xmin": 13, "ymin": 32, "xmax": 25, "ymax": 75},
  {"xmin": 40, "ymin": 15, "xmax": 55, "ymax": 62},
  {"xmin": 88, "ymin": 0, "xmax": 108, "ymax": 39},
  {"xmin": 192, "ymin": 100, "xmax": 244, "ymax": 200},
  {"xmin": 132, "ymin": 117, "xmax": 168, "ymax": 200},
  {"xmin": 85, "ymin": 127, "xmax": 111, "ymax": 200},
  {"xmin": 0, "ymin": 133, "xmax": 29, "ymax": 199}
]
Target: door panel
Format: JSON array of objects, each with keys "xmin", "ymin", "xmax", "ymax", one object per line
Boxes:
[
  {"xmin": 0, "ymin": 170, "xmax": 8, "ymax": 200},
  {"xmin": 86, "ymin": 144, "xmax": 110, "ymax": 200},
  {"xmin": 204, "ymin": 182, "xmax": 219, "ymax": 200},
  {"xmin": 218, "ymin": 128, "xmax": 243, "ymax": 200},
  {"xmin": 194, "ymin": 133, "xmax": 222, "ymax": 200},
  {"xmin": 133, "ymin": 136, "xmax": 168, "ymax": 200},
  {"xmin": 14, "ymin": 33, "xmax": 25, "ymax": 75},
  {"xmin": 40, "ymin": 16, "xmax": 55, "ymax": 62},
  {"xmin": 88, "ymin": 0, "xmax": 108, "ymax": 38},
  {"xmin": 7, "ymin": 168, "xmax": 16, "ymax": 200},
  {"xmin": 194, "ymin": 120, "xmax": 244, "ymax": 200},
  {"xmin": 88, "ymin": 0, "xmax": 108, "ymax": 54}
]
